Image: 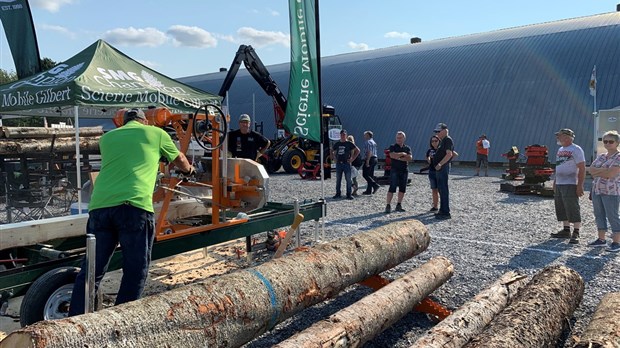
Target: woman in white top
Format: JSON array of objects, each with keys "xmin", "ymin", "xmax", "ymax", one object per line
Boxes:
[{"xmin": 588, "ymin": 130, "xmax": 620, "ymax": 252}]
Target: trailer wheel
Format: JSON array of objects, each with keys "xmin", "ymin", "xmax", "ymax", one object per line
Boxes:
[
  {"xmin": 19, "ymin": 267, "xmax": 79, "ymax": 327},
  {"xmin": 282, "ymin": 149, "xmax": 305, "ymax": 174}
]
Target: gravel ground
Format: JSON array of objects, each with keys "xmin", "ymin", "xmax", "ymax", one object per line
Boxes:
[
  {"xmin": 244, "ymin": 164, "xmax": 616, "ymax": 348},
  {"xmin": 2, "ymin": 164, "xmax": 616, "ymax": 347}
]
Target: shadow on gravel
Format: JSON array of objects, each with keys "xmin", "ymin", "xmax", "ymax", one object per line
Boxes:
[
  {"xmin": 499, "ymin": 238, "xmax": 574, "ymax": 270},
  {"xmin": 564, "ymin": 247, "xmax": 611, "ymax": 283}
]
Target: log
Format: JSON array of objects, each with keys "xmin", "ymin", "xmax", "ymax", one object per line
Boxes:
[
  {"xmin": 0, "ymin": 219, "xmax": 430, "ymax": 348},
  {"xmin": 464, "ymin": 265, "xmax": 584, "ymax": 348},
  {"xmin": 0, "ymin": 137, "xmax": 100, "ymax": 155},
  {"xmin": 1, "ymin": 126, "xmax": 103, "ymax": 139},
  {"xmin": 274, "ymin": 256, "xmax": 453, "ymax": 348},
  {"xmin": 410, "ymin": 271, "xmax": 528, "ymax": 348},
  {"xmin": 573, "ymin": 292, "xmax": 620, "ymax": 347}
]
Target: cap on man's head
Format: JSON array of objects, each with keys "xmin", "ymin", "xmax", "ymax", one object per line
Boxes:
[
  {"xmin": 239, "ymin": 114, "xmax": 251, "ymax": 122},
  {"xmin": 434, "ymin": 123, "xmax": 448, "ymax": 132},
  {"xmin": 340, "ymin": 129, "xmax": 347, "ymax": 135},
  {"xmin": 555, "ymin": 128, "xmax": 575, "ymax": 138},
  {"xmin": 123, "ymin": 108, "xmax": 146, "ymax": 124},
  {"xmin": 480, "ymin": 134, "xmax": 487, "ymax": 139}
]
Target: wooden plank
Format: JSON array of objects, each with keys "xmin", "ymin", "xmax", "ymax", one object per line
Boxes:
[
  {"xmin": 1, "ymin": 200, "xmax": 211, "ymax": 250},
  {"xmin": 1, "ymin": 126, "xmax": 103, "ymax": 139}
]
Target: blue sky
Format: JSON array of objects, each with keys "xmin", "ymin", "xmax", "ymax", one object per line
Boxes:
[{"xmin": 0, "ymin": 0, "xmax": 618, "ymax": 79}]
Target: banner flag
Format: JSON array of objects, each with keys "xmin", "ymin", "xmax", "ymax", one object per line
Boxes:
[
  {"xmin": 589, "ymin": 65, "xmax": 597, "ymax": 97},
  {"xmin": 0, "ymin": 0, "xmax": 42, "ymax": 78},
  {"xmin": 285, "ymin": 0, "xmax": 321, "ymax": 142}
]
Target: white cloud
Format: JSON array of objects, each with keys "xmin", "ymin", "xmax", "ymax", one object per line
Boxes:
[
  {"xmin": 136, "ymin": 59, "xmax": 159, "ymax": 70},
  {"xmin": 30, "ymin": 0, "xmax": 74, "ymax": 13},
  {"xmin": 40, "ymin": 24, "xmax": 76, "ymax": 39},
  {"xmin": 267, "ymin": 8, "xmax": 280, "ymax": 16},
  {"xmin": 216, "ymin": 34, "xmax": 237, "ymax": 43},
  {"xmin": 167, "ymin": 25, "xmax": 217, "ymax": 48},
  {"xmin": 384, "ymin": 31, "xmax": 411, "ymax": 39},
  {"xmin": 102, "ymin": 27, "xmax": 167, "ymax": 47},
  {"xmin": 237, "ymin": 27, "xmax": 289, "ymax": 48},
  {"xmin": 348, "ymin": 41, "xmax": 370, "ymax": 51}
]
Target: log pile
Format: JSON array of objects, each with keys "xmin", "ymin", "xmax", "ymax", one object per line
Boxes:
[
  {"xmin": 274, "ymin": 256, "xmax": 454, "ymax": 348},
  {"xmin": 0, "ymin": 219, "xmax": 430, "ymax": 348},
  {"xmin": 0, "ymin": 126, "xmax": 102, "ymax": 155}
]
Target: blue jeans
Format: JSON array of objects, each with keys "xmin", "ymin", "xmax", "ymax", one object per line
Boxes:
[
  {"xmin": 437, "ymin": 164, "xmax": 450, "ymax": 214},
  {"xmin": 69, "ymin": 204, "xmax": 154, "ymax": 316},
  {"xmin": 592, "ymin": 192, "xmax": 620, "ymax": 233},
  {"xmin": 335, "ymin": 162, "xmax": 352, "ymax": 196}
]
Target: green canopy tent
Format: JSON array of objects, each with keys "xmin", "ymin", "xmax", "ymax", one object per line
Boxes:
[{"xmin": 0, "ymin": 39, "xmax": 222, "ymax": 207}]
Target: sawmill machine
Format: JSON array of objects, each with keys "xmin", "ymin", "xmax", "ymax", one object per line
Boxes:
[{"xmin": 500, "ymin": 144, "xmax": 554, "ymax": 197}]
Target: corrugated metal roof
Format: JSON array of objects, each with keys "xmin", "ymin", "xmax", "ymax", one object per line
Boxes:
[{"xmin": 179, "ymin": 12, "xmax": 620, "ymax": 164}]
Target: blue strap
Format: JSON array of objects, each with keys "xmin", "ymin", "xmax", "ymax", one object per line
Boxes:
[{"xmin": 248, "ymin": 269, "xmax": 279, "ymax": 329}]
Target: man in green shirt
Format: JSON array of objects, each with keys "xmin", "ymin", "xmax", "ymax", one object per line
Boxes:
[{"xmin": 69, "ymin": 108, "xmax": 194, "ymax": 315}]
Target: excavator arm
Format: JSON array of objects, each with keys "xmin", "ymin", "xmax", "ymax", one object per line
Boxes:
[{"xmin": 219, "ymin": 45, "xmax": 287, "ymax": 130}]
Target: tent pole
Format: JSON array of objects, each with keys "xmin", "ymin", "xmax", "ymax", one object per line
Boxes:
[{"xmin": 74, "ymin": 105, "xmax": 82, "ymax": 209}]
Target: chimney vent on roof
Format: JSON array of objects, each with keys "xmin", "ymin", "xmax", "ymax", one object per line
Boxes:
[
  {"xmin": 410, "ymin": 37, "xmax": 422, "ymax": 44},
  {"xmin": 617, "ymin": 3, "xmax": 620, "ymax": 11},
  {"xmin": 219, "ymin": 67, "xmax": 228, "ymax": 72}
]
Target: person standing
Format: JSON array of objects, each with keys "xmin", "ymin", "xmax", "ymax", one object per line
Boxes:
[
  {"xmin": 475, "ymin": 134, "xmax": 490, "ymax": 176},
  {"xmin": 69, "ymin": 108, "xmax": 195, "ymax": 316},
  {"xmin": 385, "ymin": 131, "xmax": 412, "ymax": 213},
  {"xmin": 362, "ymin": 131, "xmax": 380, "ymax": 195},
  {"xmin": 227, "ymin": 114, "xmax": 271, "ymax": 161},
  {"xmin": 587, "ymin": 130, "xmax": 620, "ymax": 252},
  {"xmin": 347, "ymin": 135, "xmax": 363, "ymax": 195},
  {"xmin": 331, "ymin": 129, "xmax": 360, "ymax": 200},
  {"xmin": 550, "ymin": 128, "xmax": 586, "ymax": 244},
  {"xmin": 426, "ymin": 135, "xmax": 441, "ymax": 212},
  {"xmin": 433, "ymin": 123, "xmax": 454, "ymax": 220}
]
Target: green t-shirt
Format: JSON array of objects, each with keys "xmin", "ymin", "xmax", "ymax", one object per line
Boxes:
[{"xmin": 88, "ymin": 121, "xmax": 180, "ymax": 213}]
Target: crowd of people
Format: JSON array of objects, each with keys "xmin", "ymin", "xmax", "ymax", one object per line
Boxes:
[{"xmin": 69, "ymin": 110, "xmax": 620, "ymax": 316}]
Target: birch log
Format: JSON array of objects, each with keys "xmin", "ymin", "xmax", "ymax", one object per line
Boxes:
[
  {"xmin": 274, "ymin": 256, "xmax": 453, "ymax": 348},
  {"xmin": 464, "ymin": 265, "xmax": 584, "ymax": 348},
  {"xmin": 410, "ymin": 271, "xmax": 528, "ymax": 348},
  {"xmin": 0, "ymin": 136, "xmax": 100, "ymax": 155},
  {"xmin": 1, "ymin": 126, "xmax": 103, "ymax": 139},
  {"xmin": 0, "ymin": 219, "xmax": 430, "ymax": 348},
  {"xmin": 573, "ymin": 292, "xmax": 620, "ymax": 348}
]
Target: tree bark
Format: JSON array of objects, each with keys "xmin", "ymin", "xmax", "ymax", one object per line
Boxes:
[
  {"xmin": 273, "ymin": 256, "xmax": 453, "ymax": 348},
  {"xmin": 410, "ymin": 271, "xmax": 528, "ymax": 348},
  {"xmin": 464, "ymin": 265, "xmax": 584, "ymax": 348},
  {"xmin": 0, "ymin": 219, "xmax": 430, "ymax": 348},
  {"xmin": 1, "ymin": 126, "xmax": 103, "ymax": 139},
  {"xmin": 573, "ymin": 292, "xmax": 620, "ymax": 348},
  {"xmin": 0, "ymin": 136, "xmax": 100, "ymax": 155}
]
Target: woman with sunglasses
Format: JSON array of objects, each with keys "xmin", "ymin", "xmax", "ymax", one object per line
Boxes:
[{"xmin": 588, "ymin": 130, "xmax": 620, "ymax": 252}]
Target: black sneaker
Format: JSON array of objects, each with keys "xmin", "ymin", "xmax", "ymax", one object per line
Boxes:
[
  {"xmin": 550, "ymin": 229, "xmax": 571, "ymax": 238},
  {"xmin": 346, "ymin": 195, "xmax": 354, "ymax": 200},
  {"xmin": 395, "ymin": 204, "xmax": 405, "ymax": 212},
  {"xmin": 332, "ymin": 194, "xmax": 342, "ymax": 199},
  {"xmin": 435, "ymin": 213, "xmax": 451, "ymax": 220},
  {"xmin": 430, "ymin": 207, "xmax": 438, "ymax": 212},
  {"xmin": 373, "ymin": 185, "xmax": 380, "ymax": 194},
  {"xmin": 384, "ymin": 204, "xmax": 391, "ymax": 214},
  {"xmin": 362, "ymin": 191, "xmax": 372, "ymax": 195},
  {"xmin": 569, "ymin": 231, "xmax": 579, "ymax": 244}
]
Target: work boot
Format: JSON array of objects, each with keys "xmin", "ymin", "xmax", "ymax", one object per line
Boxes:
[
  {"xmin": 384, "ymin": 204, "xmax": 391, "ymax": 214},
  {"xmin": 395, "ymin": 203, "xmax": 405, "ymax": 212},
  {"xmin": 569, "ymin": 231, "xmax": 580, "ymax": 244},
  {"xmin": 550, "ymin": 228, "xmax": 571, "ymax": 238}
]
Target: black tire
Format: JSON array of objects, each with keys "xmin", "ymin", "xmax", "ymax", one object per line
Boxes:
[
  {"xmin": 282, "ymin": 149, "xmax": 306, "ymax": 174},
  {"xmin": 20, "ymin": 267, "xmax": 79, "ymax": 327},
  {"xmin": 259, "ymin": 157, "xmax": 282, "ymax": 174}
]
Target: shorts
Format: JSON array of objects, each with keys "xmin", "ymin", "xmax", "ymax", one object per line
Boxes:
[
  {"xmin": 554, "ymin": 184, "xmax": 581, "ymax": 223},
  {"xmin": 389, "ymin": 170, "xmax": 408, "ymax": 193},
  {"xmin": 428, "ymin": 170, "xmax": 438, "ymax": 190},
  {"xmin": 476, "ymin": 153, "xmax": 488, "ymax": 168}
]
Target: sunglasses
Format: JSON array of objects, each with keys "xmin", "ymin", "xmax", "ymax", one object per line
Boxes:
[
  {"xmin": 603, "ymin": 140, "xmax": 616, "ymax": 144},
  {"xmin": 431, "ymin": 140, "xmax": 439, "ymax": 142},
  {"xmin": 433, "ymin": 130, "xmax": 440, "ymax": 133}
]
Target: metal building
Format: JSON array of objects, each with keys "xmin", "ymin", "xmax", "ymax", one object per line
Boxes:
[{"xmin": 180, "ymin": 12, "xmax": 620, "ymax": 164}]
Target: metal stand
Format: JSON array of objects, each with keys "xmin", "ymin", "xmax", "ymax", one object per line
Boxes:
[
  {"xmin": 85, "ymin": 234, "xmax": 96, "ymax": 314},
  {"xmin": 294, "ymin": 200, "xmax": 301, "ymax": 248}
]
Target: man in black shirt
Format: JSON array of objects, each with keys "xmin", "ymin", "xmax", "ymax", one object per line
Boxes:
[
  {"xmin": 432, "ymin": 123, "xmax": 454, "ymax": 219},
  {"xmin": 331, "ymin": 129, "xmax": 360, "ymax": 200},
  {"xmin": 385, "ymin": 131, "xmax": 412, "ymax": 213},
  {"xmin": 227, "ymin": 114, "xmax": 271, "ymax": 161}
]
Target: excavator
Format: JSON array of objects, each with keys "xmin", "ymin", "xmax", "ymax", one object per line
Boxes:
[{"xmin": 219, "ymin": 44, "xmax": 343, "ymax": 174}]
